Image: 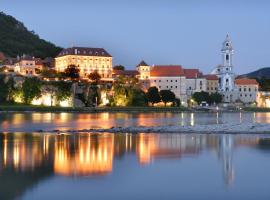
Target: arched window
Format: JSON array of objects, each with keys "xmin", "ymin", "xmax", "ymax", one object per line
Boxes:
[{"xmin": 226, "ymin": 54, "xmax": 229, "ymax": 61}]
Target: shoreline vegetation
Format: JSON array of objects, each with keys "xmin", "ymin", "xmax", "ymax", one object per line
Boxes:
[{"xmin": 1, "ymin": 104, "xmax": 270, "ymax": 113}]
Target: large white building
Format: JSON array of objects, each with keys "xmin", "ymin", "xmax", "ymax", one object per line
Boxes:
[{"xmin": 149, "ymin": 65, "xmax": 187, "ymax": 105}]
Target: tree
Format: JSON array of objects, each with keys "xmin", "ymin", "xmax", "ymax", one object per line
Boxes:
[
  {"xmin": 159, "ymin": 90, "xmax": 176, "ymax": 106},
  {"xmin": 113, "ymin": 65, "xmax": 125, "ymax": 71},
  {"xmin": 0, "ymin": 75, "xmax": 8, "ymax": 102},
  {"xmin": 127, "ymin": 88, "xmax": 147, "ymax": 106},
  {"xmin": 40, "ymin": 69, "xmax": 58, "ymax": 78},
  {"xmin": 64, "ymin": 65, "xmax": 80, "ymax": 79},
  {"xmin": 22, "ymin": 77, "xmax": 42, "ymax": 104},
  {"xmin": 210, "ymin": 92, "xmax": 222, "ymax": 104},
  {"xmin": 88, "ymin": 71, "xmax": 101, "ymax": 84},
  {"xmin": 192, "ymin": 91, "xmax": 211, "ymax": 105},
  {"xmin": 146, "ymin": 87, "xmax": 161, "ymax": 106}
]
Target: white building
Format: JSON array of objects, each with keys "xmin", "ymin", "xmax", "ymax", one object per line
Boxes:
[
  {"xmin": 235, "ymin": 79, "xmax": 259, "ymax": 104},
  {"xmin": 183, "ymin": 69, "xmax": 206, "ymax": 97},
  {"xmin": 149, "ymin": 65, "xmax": 187, "ymax": 105}
]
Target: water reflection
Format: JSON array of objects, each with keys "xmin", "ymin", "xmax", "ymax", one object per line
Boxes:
[
  {"xmin": 0, "ymin": 133, "xmax": 266, "ymax": 181},
  {"xmin": 2, "ymin": 112, "xmax": 270, "ymax": 132}
]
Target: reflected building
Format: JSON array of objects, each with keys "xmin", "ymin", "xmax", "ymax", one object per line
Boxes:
[{"xmin": 54, "ymin": 134, "xmax": 114, "ymax": 176}]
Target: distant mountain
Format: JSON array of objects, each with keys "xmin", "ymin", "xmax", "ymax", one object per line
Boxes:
[
  {"xmin": 238, "ymin": 67, "xmax": 270, "ymax": 79},
  {"xmin": 0, "ymin": 12, "xmax": 62, "ymax": 58}
]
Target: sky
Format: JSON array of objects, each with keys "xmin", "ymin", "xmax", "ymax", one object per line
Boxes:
[{"xmin": 1, "ymin": 0, "xmax": 270, "ymax": 74}]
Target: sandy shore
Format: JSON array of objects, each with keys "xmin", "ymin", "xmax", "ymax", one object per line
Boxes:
[{"xmin": 55, "ymin": 123, "xmax": 270, "ymax": 134}]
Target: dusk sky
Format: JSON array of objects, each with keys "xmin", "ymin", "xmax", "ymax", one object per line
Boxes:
[{"xmin": 1, "ymin": 0, "xmax": 270, "ymax": 74}]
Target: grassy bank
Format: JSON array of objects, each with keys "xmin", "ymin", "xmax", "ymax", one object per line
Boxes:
[
  {"xmin": 0, "ymin": 104, "xmax": 189, "ymax": 113},
  {"xmin": 243, "ymin": 107, "xmax": 270, "ymax": 112}
]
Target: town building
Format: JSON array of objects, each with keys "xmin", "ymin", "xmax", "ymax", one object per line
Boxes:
[
  {"xmin": 204, "ymin": 74, "xmax": 219, "ymax": 94},
  {"xmin": 136, "ymin": 60, "xmax": 150, "ymax": 80},
  {"xmin": 14, "ymin": 56, "xmax": 43, "ymax": 76},
  {"xmin": 234, "ymin": 78, "xmax": 259, "ymax": 104},
  {"xmin": 136, "ymin": 61, "xmax": 151, "ymax": 91},
  {"xmin": 183, "ymin": 69, "xmax": 206, "ymax": 97},
  {"xmin": 55, "ymin": 47, "xmax": 113, "ymax": 80},
  {"xmin": 149, "ymin": 65, "xmax": 187, "ymax": 105}
]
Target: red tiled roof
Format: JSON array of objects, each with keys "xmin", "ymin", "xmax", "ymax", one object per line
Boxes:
[
  {"xmin": 150, "ymin": 65, "xmax": 184, "ymax": 77},
  {"xmin": 57, "ymin": 47, "xmax": 112, "ymax": 57},
  {"xmin": 113, "ymin": 70, "xmax": 139, "ymax": 76},
  {"xmin": 235, "ymin": 78, "xmax": 258, "ymax": 85},
  {"xmin": 183, "ymin": 69, "xmax": 203, "ymax": 78},
  {"xmin": 203, "ymin": 74, "xmax": 219, "ymax": 80}
]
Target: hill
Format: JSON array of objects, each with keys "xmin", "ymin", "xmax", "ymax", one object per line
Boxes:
[
  {"xmin": 238, "ymin": 67, "xmax": 270, "ymax": 79},
  {"xmin": 0, "ymin": 12, "xmax": 62, "ymax": 58}
]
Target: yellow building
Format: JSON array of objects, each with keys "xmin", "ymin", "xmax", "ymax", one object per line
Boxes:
[
  {"xmin": 55, "ymin": 47, "xmax": 113, "ymax": 80},
  {"xmin": 204, "ymin": 74, "xmax": 219, "ymax": 94},
  {"xmin": 136, "ymin": 60, "xmax": 151, "ymax": 91}
]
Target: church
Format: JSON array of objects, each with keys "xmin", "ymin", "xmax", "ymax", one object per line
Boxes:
[{"xmin": 212, "ymin": 35, "xmax": 259, "ymax": 104}]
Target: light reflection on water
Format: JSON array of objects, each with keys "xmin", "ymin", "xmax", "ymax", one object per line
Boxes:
[
  {"xmin": 0, "ymin": 133, "xmax": 270, "ymax": 200},
  {"xmin": 1, "ymin": 112, "xmax": 270, "ymax": 132}
]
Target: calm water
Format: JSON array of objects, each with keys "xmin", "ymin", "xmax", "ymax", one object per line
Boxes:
[
  {"xmin": 0, "ymin": 133, "xmax": 270, "ymax": 200},
  {"xmin": 1, "ymin": 112, "xmax": 270, "ymax": 132},
  {"xmin": 0, "ymin": 112, "xmax": 270, "ymax": 200}
]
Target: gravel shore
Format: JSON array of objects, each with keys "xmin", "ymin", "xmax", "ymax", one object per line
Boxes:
[{"xmin": 57, "ymin": 123, "xmax": 270, "ymax": 134}]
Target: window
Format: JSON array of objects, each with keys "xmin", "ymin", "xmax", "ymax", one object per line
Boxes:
[
  {"xmin": 159, "ymin": 80, "xmax": 161, "ymax": 82},
  {"xmin": 154, "ymin": 80, "xmax": 156, "ymax": 82},
  {"xmin": 175, "ymin": 80, "xmax": 177, "ymax": 82},
  {"xmin": 175, "ymin": 86, "xmax": 177, "ymax": 88},
  {"xmin": 167, "ymin": 86, "xmax": 168, "ymax": 88},
  {"xmin": 239, "ymin": 88, "xmax": 241, "ymax": 92},
  {"xmin": 226, "ymin": 54, "xmax": 229, "ymax": 60},
  {"xmin": 249, "ymin": 88, "xmax": 251, "ymax": 92},
  {"xmin": 244, "ymin": 88, "xmax": 246, "ymax": 92},
  {"xmin": 167, "ymin": 80, "xmax": 168, "ymax": 82},
  {"xmin": 171, "ymin": 80, "xmax": 173, "ymax": 82},
  {"xmin": 250, "ymin": 94, "xmax": 252, "ymax": 97},
  {"xmin": 171, "ymin": 86, "xmax": 173, "ymax": 88}
]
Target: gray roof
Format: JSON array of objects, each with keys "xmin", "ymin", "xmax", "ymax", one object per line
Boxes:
[{"xmin": 57, "ymin": 47, "xmax": 112, "ymax": 57}]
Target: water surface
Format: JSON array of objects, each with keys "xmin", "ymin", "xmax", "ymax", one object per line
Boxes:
[
  {"xmin": 1, "ymin": 112, "xmax": 270, "ymax": 132},
  {"xmin": 0, "ymin": 132, "xmax": 270, "ymax": 200}
]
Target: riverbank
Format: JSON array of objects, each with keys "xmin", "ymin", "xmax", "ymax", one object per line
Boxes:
[
  {"xmin": 0, "ymin": 104, "xmax": 189, "ymax": 113},
  {"xmin": 1, "ymin": 104, "xmax": 270, "ymax": 113},
  {"xmin": 53, "ymin": 123, "xmax": 270, "ymax": 134}
]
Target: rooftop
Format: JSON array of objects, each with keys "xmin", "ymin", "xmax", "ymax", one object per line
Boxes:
[
  {"xmin": 235, "ymin": 78, "xmax": 259, "ymax": 85},
  {"xmin": 57, "ymin": 47, "xmax": 112, "ymax": 57},
  {"xmin": 203, "ymin": 74, "xmax": 219, "ymax": 80},
  {"xmin": 183, "ymin": 69, "xmax": 203, "ymax": 79},
  {"xmin": 150, "ymin": 65, "xmax": 184, "ymax": 77}
]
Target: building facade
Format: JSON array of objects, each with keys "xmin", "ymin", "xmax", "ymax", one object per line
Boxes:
[
  {"xmin": 55, "ymin": 47, "xmax": 113, "ymax": 80},
  {"xmin": 234, "ymin": 79, "xmax": 259, "ymax": 104},
  {"xmin": 149, "ymin": 65, "xmax": 187, "ymax": 105},
  {"xmin": 183, "ymin": 69, "xmax": 206, "ymax": 97},
  {"xmin": 204, "ymin": 74, "xmax": 219, "ymax": 94},
  {"xmin": 14, "ymin": 57, "xmax": 42, "ymax": 76}
]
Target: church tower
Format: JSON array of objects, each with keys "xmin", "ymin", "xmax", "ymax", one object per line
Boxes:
[{"xmin": 216, "ymin": 34, "xmax": 235, "ymax": 92}]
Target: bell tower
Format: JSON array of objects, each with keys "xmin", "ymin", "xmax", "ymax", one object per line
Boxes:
[{"xmin": 216, "ymin": 34, "xmax": 235, "ymax": 93}]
